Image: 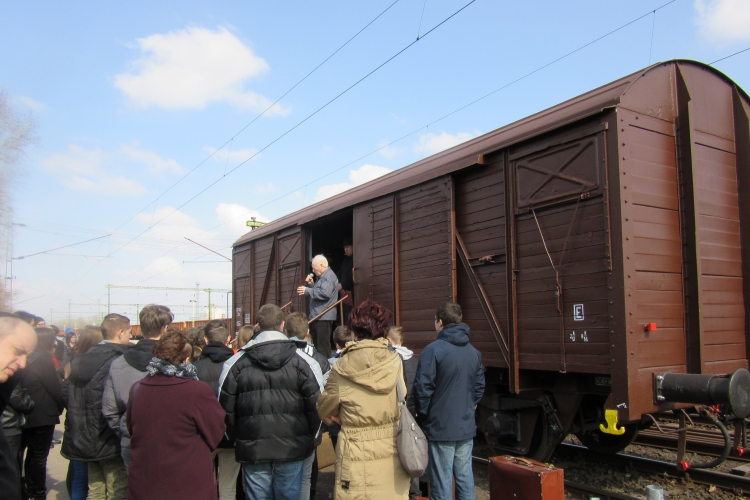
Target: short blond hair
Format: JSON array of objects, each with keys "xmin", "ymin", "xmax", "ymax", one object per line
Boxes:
[{"xmin": 387, "ymin": 326, "xmax": 404, "ymax": 345}]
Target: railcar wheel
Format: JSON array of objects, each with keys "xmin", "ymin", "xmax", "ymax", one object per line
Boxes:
[
  {"xmin": 526, "ymin": 409, "xmax": 564, "ymax": 462},
  {"xmin": 576, "ymin": 424, "xmax": 639, "ymax": 454}
]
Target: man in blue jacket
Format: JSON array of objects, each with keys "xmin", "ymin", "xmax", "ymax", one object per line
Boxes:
[{"xmin": 413, "ymin": 302, "xmax": 485, "ymax": 500}]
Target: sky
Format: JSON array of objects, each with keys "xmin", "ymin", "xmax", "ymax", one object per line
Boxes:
[{"xmin": 1, "ymin": 0, "xmax": 749, "ymax": 326}]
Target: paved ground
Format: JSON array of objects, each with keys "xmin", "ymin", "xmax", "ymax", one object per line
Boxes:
[
  {"xmin": 44, "ymin": 421, "xmax": 488, "ymax": 499},
  {"xmin": 46, "ymin": 422, "xmax": 68, "ymax": 500}
]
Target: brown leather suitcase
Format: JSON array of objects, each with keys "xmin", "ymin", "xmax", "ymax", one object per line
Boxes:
[{"xmin": 489, "ymin": 456, "xmax": 564, "ymax": 500}]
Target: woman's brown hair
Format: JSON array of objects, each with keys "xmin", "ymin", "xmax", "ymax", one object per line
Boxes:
[
  {"xmin": 348, "ymin": 300, "xmax": 392, "ymax": 340},
  {"xmin": 152, "ymin": 330, "xmax": 193, "ymax": 365},
  {"xmin": 73, "ymin": 325, "xmax": 103, "ymax": 356}
]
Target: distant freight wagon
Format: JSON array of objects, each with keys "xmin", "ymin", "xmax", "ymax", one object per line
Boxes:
[{"xmin": 232, "ymin": 60, "xmax": 750, "ymax": 463}]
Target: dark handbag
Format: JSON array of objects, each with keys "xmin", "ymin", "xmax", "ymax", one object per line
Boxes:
[{"xmin": 396, "ymin": 364, "xmax": 428, "ymax": 477}]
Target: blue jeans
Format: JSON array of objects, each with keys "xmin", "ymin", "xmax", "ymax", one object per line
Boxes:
[
  {"xmin": 70, "ymin": 460, "xmax": 88, "ymax": 500},
  {"xmin": 242, "ymin": 460, "xmax": 304, "ymax": 500},
  {"xmin": 427, "ymin": 439, "xmax": 475, "ymax": 500}
]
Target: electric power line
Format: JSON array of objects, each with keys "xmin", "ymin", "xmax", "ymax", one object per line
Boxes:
[
  {"xmin": 107, "ymin": 0, "xmax": 404, "ymax": 239},
  {"xmin": 108, "ymin": 0, "xmax": 479, "ymax": 257},
  {"xmin": 710, "ymin": 46, "xmax": 750, "ymax": 65},
  {"xmin": 121, "ymin": 0, "xmax": 684, "ymax": 288}
]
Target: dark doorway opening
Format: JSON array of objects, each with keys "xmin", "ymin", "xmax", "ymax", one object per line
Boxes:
[{"xmin": 305, "ymin": 210, "xmax": 353, "ymax": 281}]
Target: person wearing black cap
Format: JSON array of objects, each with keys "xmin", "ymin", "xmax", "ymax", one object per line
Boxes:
[{"xmin": 337, "ymin": 239, "xmax": 354, "ymax": 322}]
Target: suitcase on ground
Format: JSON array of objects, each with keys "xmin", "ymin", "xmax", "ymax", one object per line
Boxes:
[{"xmin": 489, "ymin": 456, "xmax": 564, "ymax": 500}]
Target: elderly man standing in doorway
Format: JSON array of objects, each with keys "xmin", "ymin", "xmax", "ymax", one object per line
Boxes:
[{"xmin": 297, "ymin": 254, "xmax": 339, "ymax": 359}]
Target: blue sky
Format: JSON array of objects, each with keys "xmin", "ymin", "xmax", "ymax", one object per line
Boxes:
[{"xmin": 1, "ymin": 0, "xmax": 749, "ymax": 325}]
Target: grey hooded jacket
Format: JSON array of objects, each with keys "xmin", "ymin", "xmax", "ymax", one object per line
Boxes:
[{"xmin": 101, "ymin": 339, "xmax": 157, "ymax": 469}]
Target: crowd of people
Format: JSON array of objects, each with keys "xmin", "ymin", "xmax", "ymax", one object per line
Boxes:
[{"xmin": 0, "ymin": 254, "xmax": 486, "ymax": 500}]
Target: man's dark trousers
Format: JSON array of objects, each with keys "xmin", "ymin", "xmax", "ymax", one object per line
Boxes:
[
  {"xmin": 310, "ymin": 321, "xmax": 333, "ymax": 359},
  {"xmin": 21, "ymin": 425, "xmax": 55, "ymax": 498}
]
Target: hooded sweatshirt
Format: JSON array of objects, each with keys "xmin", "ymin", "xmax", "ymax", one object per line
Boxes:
[
  {"xmin": 413, "ymin": 322, "xmax": 485, "ymax": 442},
  {"xmin": 391, "ymin": 345, "xmax": 418, "ymax": 417},
  {"xmin": 219, "ymin": 330, "xmax": 321, "ymax": 464},
  {"xmin": 62, "ymin": 342, "xmax": 130, "ymax": 461},
  {"xmin": 316, "ymin": 338, "xmax": 410, "ymax": 498},
  {"xmin": 102, "ymin": 338, "xmax": 157, "ymax": 462}
]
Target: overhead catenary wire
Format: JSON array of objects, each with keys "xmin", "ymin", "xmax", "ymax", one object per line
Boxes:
[
  {"xmin": 123, "ymin": 0, "xmax": 685, "ymax": 290},
  {"xmin": 22, "ymin": 1, "xmax": 690, "ymax": 306},
  {"xmin": 108, "ymin": 0, "xmax": 403, "ymax": 237},
  {"xmin": 202, "ymin": 0, "xmax": 683, "ymax": 237},
  {"xmin": 710, "ymin": 46, "xmax": 750, "ymax": 65},
  {"xmin": 13, "ymin": 234, "xmax": 112, "ymax": 260},
  {"xmin": 108, "ymin": 0, "xmax": 478, "ymax": 257}
]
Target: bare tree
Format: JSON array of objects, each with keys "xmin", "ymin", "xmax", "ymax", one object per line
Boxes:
[{"xmin": 0, "ymin": 89, "xmax": 37, "ymax": 310}]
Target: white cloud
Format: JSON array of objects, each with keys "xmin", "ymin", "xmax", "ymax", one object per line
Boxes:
[
  {"xmin": 202, "ymin": 146, "xmax": 259, "ymax": 163},
  {"xmin": 41, "ymin": 145, "xmax": 146, "ymax": 196},
  {"xmin": 377, "ymin": 140, "xmax": 399, "ymax": 159},
  {"xmin": 121, "ymin": 145, "xmax": 183, "ymax": 174},
  {"xmin": 314, "ymin": 164, "xmax": 392, "ymax": 202},
  {"xmin": 14, "ymin": 95, "xmax": 45, "ymax": 111},
  {"xmin": 114, "ymin": 26, "xmax": 290, "ymax": 115},
  {"xmin": 42, "ymin": 144, "xmax": 184, "ymax": 195},
  {"xmin": 135, "ymin": 206, "xmax": 200, "ymax": 229},
  {"xmin": 695, "ymin": 0, "xmax": 750, "ymax": 43},
  {"xmin": 253, "ymin": 183, "xmax": 275, "ymax": 194},
  {"xmin": 216, "ymin": 202, "xmax": 270, "ymax": 238},
  {"xmin": 414, "ymin": 131, "xmax": 478, "ymax": 157}
]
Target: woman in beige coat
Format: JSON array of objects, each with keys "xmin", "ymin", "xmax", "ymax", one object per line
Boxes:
[{"xmin": 318, "ymin": 300, "xmax": 410, "ymax": 499}]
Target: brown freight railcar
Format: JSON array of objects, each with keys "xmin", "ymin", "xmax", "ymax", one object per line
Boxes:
[{"xmin": 232, "ymin": 60, "xmax": 750, "ymax": 462}]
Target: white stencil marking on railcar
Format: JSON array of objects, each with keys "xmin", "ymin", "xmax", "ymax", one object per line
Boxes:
[{"xmin": 573, "ymin": 304, "xmax": 584, "ymax": 321}]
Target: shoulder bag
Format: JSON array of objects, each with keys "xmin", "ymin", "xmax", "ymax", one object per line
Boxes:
[{"xmin": 396, "ymin": 363, "xmax": 428, "ymax": 477}]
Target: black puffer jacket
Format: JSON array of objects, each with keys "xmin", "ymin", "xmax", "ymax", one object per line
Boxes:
[
  {"xmin": 194, "ymin": 342, "xmax": 235, "ymax": 395},
  {"xmin": 61, "ymin": 342, "xmax": 130, "ymax": 461},
  {"xmin": 219, "ymin": 331, "xmax": 321, "ymax": 464}
]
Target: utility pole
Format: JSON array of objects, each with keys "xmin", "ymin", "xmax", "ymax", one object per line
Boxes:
[
  {"xmin": 196, "ymin": 282, "xmax": 200, "ymax": 320},
  {"xmin": 68, "ymin": 299, "xmax": 71, "ymax": 329},
  {"xmin": 207, "ymin": 289, "xmax": 212, "ymax": 320},
  {"xmin": 107, "ymin": 285, "xmax": 111, "ymax": 314}
]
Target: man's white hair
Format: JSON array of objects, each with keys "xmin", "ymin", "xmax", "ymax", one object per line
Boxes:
[
  {"xmin": 312, "ymin": 254, "xmax": 328, "ymax": 268},
  {"xmin": 0, "ymin": 317, "xmax": 24, "ymax": 340}
]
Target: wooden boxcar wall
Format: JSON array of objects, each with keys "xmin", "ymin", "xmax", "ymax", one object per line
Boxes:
[
  {"xmin": 353, "ymin": 177, "xmax": 453, "ymax": 351},
  {"xmin": 612, "ymin": 63, "xmax": 750, "ymax": 421},
  {"xmin": 232, "ymin": 228, "xmax": 303, "ymax": 332},
  {"xmin": 353, "ymin": 120, "xmax": 613, "ymax": 381}
]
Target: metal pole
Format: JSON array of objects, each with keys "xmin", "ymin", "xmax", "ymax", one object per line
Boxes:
[
  {"xmin": 68, "ymin": 299, "xmax": 71, "ymax": 328},
  {"xmin": 107, "ymin": 285, "xmax": 111, "ymax": 314},
  {"xmin": 207, "ymin": 289, "xmax": 212, "ymax": 320},
  {"xmin": 196, "ymin": 283, "xmax": 200, "ymax": 320}
]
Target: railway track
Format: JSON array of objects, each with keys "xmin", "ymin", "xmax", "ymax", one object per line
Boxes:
[
  {"xmin": 634, "ymin": 426, "xmax": 750, "ymax": 462},
  {"xmin": 556, "ymin": 443, "xmax": 750, "ymax": 494}
]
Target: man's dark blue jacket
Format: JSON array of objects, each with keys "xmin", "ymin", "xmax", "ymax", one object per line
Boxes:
[{"xmin": 413, "ymin": 322, "xmax": 485, "ymax": 441}]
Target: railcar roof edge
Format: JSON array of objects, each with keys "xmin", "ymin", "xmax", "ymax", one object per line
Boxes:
[{"xmin": 233, "ymin": 59, "xmax": 749, "ymax": 250}]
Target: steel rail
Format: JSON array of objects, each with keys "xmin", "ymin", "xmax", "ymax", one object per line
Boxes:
[
  {"xmin": 634, "ymin": 429, "xmax": 750, "ymax": 462},
  {"xmin": 557, "ymin": 443, "xmax": 750, "ymax": 493},
  {"xmin": 471, "ymin": 456, "xmax": 642, "ymax": 500}
]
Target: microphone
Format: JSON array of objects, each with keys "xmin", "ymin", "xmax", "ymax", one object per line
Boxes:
[{"xmin": 307, "ymin": 273, "xmax": 314, "ymax": 280}]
